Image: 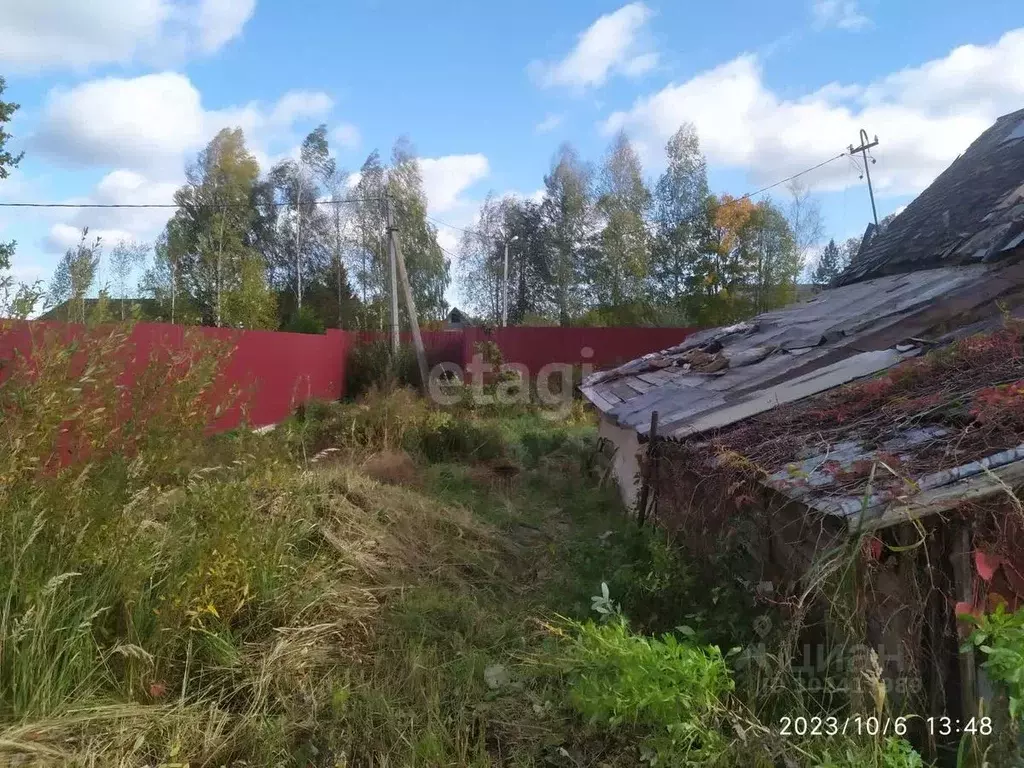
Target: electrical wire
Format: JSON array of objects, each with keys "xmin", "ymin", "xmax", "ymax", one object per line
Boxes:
[
  {"xmin": 425, "ymin": 150, "xmax": 849, "ymax": 241},
  {"xmin": 0, "ymin": 196, "xmax": 381, "ymax": 210},
  {"xmin": 1, "ymin": 149, "xmax": 848, "ymax": 225}
]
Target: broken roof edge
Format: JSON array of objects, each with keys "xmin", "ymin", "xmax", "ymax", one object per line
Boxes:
[{"xmin": 844, "ymin": 456, "xmax": 1024, "ymax": 533}]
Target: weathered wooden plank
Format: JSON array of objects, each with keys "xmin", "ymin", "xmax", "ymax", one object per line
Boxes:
[
  {"xmin": 610, "ymin": 382, "xmax": 642, "ymax": 402},
  {"xmin": 849, "ymin": 459, "xmax": 1024, "ymax": 531}
]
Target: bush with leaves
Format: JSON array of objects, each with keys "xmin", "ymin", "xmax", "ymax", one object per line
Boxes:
[
  {"xmin": 964, "ymin": 603, "xmax": 1024, "ymax": 722},
  {"xmin": 345, "ymin": 338, "xmax": 419, "ymax": 399},
  {"xmin": 553, "ymin": 608, "xmax": 733, "ymax": 765}
]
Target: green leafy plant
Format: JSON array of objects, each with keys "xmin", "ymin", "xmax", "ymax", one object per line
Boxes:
[
  {"xmin": 590, "ymin": 581, "xmax": 621, "ymax": 620},
  {"xmin": 813, "ymin": 737, "xmax": 923, "ymax": 768},
  {"xmin": 555, "ymin": 611, "xmax": 733, "ymax": 765},
  {"xmin": 963, "ymin": 603, "xmax": 1024, "ymax": 721}
]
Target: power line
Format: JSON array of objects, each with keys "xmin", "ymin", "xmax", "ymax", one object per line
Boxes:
[
  {"xmin": 0, "ymin": 196, "xmax": 381, "ymax": 210},
  {"xmin": 723, "ymin": 151, "xmax": 847, "ymax": 205},
  {"xmin": 424, "ymin": 213, "xmax": 481, "ymax": 239},
  {"xmin": 425, "ymin": 149, "xmax": 849, "ymax": 241}
]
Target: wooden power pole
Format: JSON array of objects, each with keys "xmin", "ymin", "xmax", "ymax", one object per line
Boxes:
[
  {"xmin": 849, "ymin": 129, "xmax": 880, "ymax": 228},
  {"xmin": 384, "ymin": 190, "xmax": 400, "ymax": 355},
  {"xmin": 385, "ymin": 192, "xmax": 430, "ymax": 393}
]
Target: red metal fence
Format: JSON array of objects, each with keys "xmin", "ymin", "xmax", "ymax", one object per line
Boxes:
[
  {"xmin": 464, "ymin": 326, "xmax": 697, "ymax": 372},
  {"xmin": 0, "ymin": 321, "xmax": 696, "ymax": 431}
]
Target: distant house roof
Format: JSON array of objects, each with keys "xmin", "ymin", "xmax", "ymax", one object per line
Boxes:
[
  {"xmin": 837, "ymin": 108, "xmax": 1024, "ymax": 285},
  {"xmin": 39, "ymin": 298, "xmax": 163, "ymax": 322}
]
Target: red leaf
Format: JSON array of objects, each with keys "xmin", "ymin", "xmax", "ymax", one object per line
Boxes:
[
  {"xmin": 954, "ymin": 601, "xmax": 980, "ymax": 619},
  {"xmin": 975, "ymin": 550, "xmax": 1002, "ymax": 582}
]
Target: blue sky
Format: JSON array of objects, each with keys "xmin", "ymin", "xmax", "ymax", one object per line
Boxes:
[{"xmin": 1, "ymin": 0, "xmax": 1023, "ymax": 293}]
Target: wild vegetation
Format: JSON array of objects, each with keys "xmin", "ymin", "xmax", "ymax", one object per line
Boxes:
[{"xmin": 0, "ymin": 324, "xmax": 952, "ymax": 767}]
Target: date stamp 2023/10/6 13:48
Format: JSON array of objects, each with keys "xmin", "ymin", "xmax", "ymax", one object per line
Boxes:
[{"xmin": 778, "ymin": 715, "xmax": 994, "ymax": 738}]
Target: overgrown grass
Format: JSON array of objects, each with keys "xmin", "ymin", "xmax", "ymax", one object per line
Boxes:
[{"xmin": 0, "ymin": 325, "xmax": 930, "ymax": 766}]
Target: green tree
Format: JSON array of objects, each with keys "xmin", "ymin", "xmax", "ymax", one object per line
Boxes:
[
  {"xmin": 683, "ymin": 195, "xmax": 757, "ymax": 325},
  {"xmin": 388, "ymin": 138, "xmax": 450, "ymax": 322},
  {"xmin": 109, "ymin": 240, "xmax": 149, "ymax": 320},
  {"xmin": 349, "ymin": 151, "xmax": 388, "ymax": 328},
  {"xmin": 748, "ymin": 199, "xmax": 800, "ymax": 313},
  {"xmin": 0, "ymin": 76, "xmax": 40, "ymax": 318},
  {"xmin": 346, "ymin": 140, "xmax": 449, "ymax": 327},
  {"xmin": 652, "ymin": 124, "xmax": 709, "ymax": 307},
  {"xmin": 540, "ymin": 143, "xmax": 593, "ymax": 325},
  {"xmin": 841, "ymin": 235, "xmax": 862, "ymax": 269},
  {"xmin": 266, "ymin": 125, "xmax": 339, "ymax": 322},
  {"xmin": 501, "ymin": 198, "xmax": 548, "ymax": 325},
  {"xmin": 457, "ymin": 193, "xmax": 505, "ymax": 323},
  {"xmin": 593, "ymin": 132, "xmax": 651, "ymax": 308},
  {"xmin": 47, "ymin": 230, "xmax": 101, "ymax": 324},
  {"xmin": 812, "ymin": 238, "xmax": 844, "ymax": 287},
  {"xmin": 159, "ymin": 128, "xmax": 273, "ymax": 328},
  {"xmin": 0, "ymin": 77, "xmax": 21, "ymax": 182}
]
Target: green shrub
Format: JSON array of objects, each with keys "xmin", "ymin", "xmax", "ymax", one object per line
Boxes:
[
  {"xmin": 555, "ymin": 615, "xmax": 733, "ymax": 764},
  {"xmin": 812, "ymin": 737, "xmax": 923, "ymax": 768},
  {"xmin": 345, "ymin": 338, "xmax": 419, "ymax": 399},
  {"xmin": 282, "ymin": 305, "xmax": 325, "ymax": 334},
  {"xmin": 417, "ymin": 414, "xmax": 507, "ymax": 463},
  {"xmin": 964, "ymin": 603, "xmax": 1024, "ymax": 721}
]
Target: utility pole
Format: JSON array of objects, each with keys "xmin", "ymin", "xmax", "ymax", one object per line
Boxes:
[
  {"xmin": 295, "ymin": 168, "xmax": 303, "ymax": 310},
  {"xmin": 502, "ymin": 235, "xmax": 518, "ymax": 327},
  {"xmin": 384, "ymin": 190, "xmax": 400, "ymax": 355},
  {"xmin": 849, "ymin": 129, "xmax": 880, "ymax": 228},
  {"xmin": 392, "ymin": 220, "xmax": 430, "ymax": 394}
]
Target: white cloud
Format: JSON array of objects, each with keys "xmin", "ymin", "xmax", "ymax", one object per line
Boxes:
[
  {"xmin": 530, "ymin": 3, "xmax": 657, "ymax": 91},
  {"xmin": 34, "ymin": 73, "xmax": 335, "ymax": 176},
  {"xmin": 34, "ymin": 74, "xmax": 337, "ymax": 255},
  {"xmin": 40, "ymin": 170, "xmax": 180, "ymax": 254},
  {"xmin": 266, "ymin": 91, "xmax": 334, "ymax": 127},
  {"xmin": 35, "ymin": 73, "xmax": 207, "ymax": 174},
  {"xmin": 333, "ymin": 123, "xmax": 362, "ymax": 150},
  {"xmin": 534, "ymin": 113, "xmax": 565, "ymax": 134},
  {"xmin": 0, "ymin": 0, "xmax": 255, "ymax": 72},
  {"xmin": 812, "ymin": 0, "xmax": 870, "ymax": 31},
  {"xmin": 602, "ymin": 28, "xmax": 1024, "ymax": 197},
  {"xmin": 44, "ymin": 222, "xmax": 136, "ymax": 254},
  {"xmin": 196, "ymin": 0, "xmax": 256, "ymax": 53},
  {"xmin": 419, "ymin": 154, "xmax": 490, "ymax": 214},
  {"xmin": 416, "ymin": 154, "xmax": 491, "ymax": 257}
]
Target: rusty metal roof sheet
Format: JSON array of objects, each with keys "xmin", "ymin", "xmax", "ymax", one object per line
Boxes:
[
  {"xmin": 580, "ymin": 264, "xmax": 993, "ymax": 438},
  {"xmin": 837, "ymin": 108, "xmax": 1024, "ymax": 285}
]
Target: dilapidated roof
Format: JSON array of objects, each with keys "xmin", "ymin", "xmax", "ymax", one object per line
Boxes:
[
  {"xmin": 837, "ymin": 108, "xmax": 1024, "ymax": 285},
  {"xmin": 581, "ymin": 262, "xmax": 1024, "ymax": 439},
  {"xmin": 677, "ymin": 325, "xmax": 1024, "ymax": 530}
]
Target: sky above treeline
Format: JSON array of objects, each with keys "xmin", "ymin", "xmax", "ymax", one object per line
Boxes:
[{"xmin": 1, "ymin": 0, "xmax": 1023, "ymax": 296}]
